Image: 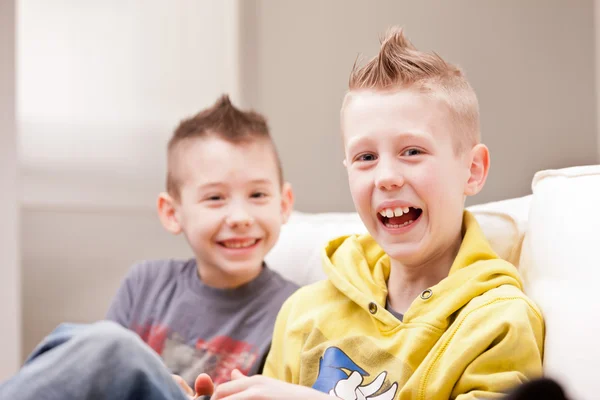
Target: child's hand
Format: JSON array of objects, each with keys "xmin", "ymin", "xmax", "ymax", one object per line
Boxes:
[
  {"xmin": 194, "ymin": 373, "xmax": 215, "ymax": 398},
  {"xmin": 208, "ymin": 369, "xmax": 334, "ymax": 399},
  {"xmin": 172, "ymin": 373, "xmax": 214, "ymax": 399},
  {"xmin": 171, "ymin": 374, "xmax": 195, "ymax": 399}
]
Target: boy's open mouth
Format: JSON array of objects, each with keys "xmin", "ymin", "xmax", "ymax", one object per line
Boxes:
[
  {"xmin": 218, "ymin": 238, "xmax": 260, "ymax": 249},
  {"xmin": 377, "ymin": 206, "xmax": 423, "ymax": 228}
]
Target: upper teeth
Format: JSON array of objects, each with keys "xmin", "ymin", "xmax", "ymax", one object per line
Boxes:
[
  {"xmin": 222, "ymin": 239, "xmax": 257, "ymax": 248},
  {"xmin": 379, "ymin": 207, "xmax": 411, "ymax": 217}
]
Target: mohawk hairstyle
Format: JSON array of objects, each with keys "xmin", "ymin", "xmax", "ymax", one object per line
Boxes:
[
  {"xmin": 166, "ymin": 95, "xmax": 282, "ymax": 198},
  {"xmin": 348, "ymin": 27, "xmax": 480, "ymax": 151}
]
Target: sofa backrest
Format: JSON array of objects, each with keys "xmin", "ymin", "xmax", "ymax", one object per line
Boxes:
[
  {"xmin": 266, "ymin": 195, "xmax": 532, "ymax": 287},
  {"xmin": 519, "ymin": 165, "xmax": 600, "ymax": 400}
]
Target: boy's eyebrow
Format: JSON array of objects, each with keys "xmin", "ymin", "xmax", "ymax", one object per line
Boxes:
[
  {"xmin": 346, "ymin": 131, "xmax": 431, "ymax": 154},
  {"xmin": 393, "ymin": 131, "xmax": 432, "ymax": 143},
  {"xmin": 197, "ymin": 182, "xmax": 224, "ymax": 190},
  {"xmin": 196, "ymin": 179, "xmax": 274, "ymax": 191},
  {"xmin": 346, "ymin": 136, "xmax": 373, "ymax": 155},
  {"xmin": 248, "ymin": 179, "xmax": 274, "ymax": 185}
]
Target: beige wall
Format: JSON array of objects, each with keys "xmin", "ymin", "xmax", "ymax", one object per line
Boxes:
[
  {"xmin": 0, "ymin": 0, "xmax": 21, "ymax": 379},
  {"xmin": 241, "ymin": 0, "xmax": 598, "ymax": 211}
]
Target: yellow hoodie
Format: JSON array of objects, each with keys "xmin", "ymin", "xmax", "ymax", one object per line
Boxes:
[{"xmin": 263, "ymin": 212, "xmax": 544, "ymax": 400}]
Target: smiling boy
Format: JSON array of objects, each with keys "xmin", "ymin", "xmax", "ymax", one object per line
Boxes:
[{"xmin": 207, "ymin": 27, "xmax": 544, "ymax": 400}]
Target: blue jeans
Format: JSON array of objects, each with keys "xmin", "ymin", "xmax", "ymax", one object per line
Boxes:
[{"xmin": 0, "ymin": 321, "xmax": 190, "ymax": 400}]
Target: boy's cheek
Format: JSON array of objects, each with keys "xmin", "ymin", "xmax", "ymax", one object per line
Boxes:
[{"xmin": 347, "ymin": 175, "xmax": 371, "ymax": 198}]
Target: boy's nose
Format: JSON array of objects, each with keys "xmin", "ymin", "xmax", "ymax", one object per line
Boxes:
[
  {"xmin": 225, "ymin": 211, "xmax": 254, "ymax": 228},
  {"xmin": 375, "ymin": 170, "xmax": 405, "ymax": 191},
  {"xmin": 374, "ymin": 158, "xmax": 405, "ymax": 191}
]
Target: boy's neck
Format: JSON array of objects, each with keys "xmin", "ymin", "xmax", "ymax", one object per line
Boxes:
[
  {"xmin": 386, "ymin": 233, "xmax": 462, "ymax": 314},
  {"xmin": 196, "ymin": 261, "xmax": 264, "ymax": 290}
]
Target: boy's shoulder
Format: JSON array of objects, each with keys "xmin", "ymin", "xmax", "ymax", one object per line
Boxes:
[
  {"xmin": 253, "ymin": 266, "xmax": 300, "ymax": 307},
  {"xmin": 462, "ymin": 278, "xmax": 543, "ymax": 324},
  {"xmin": 118, "ymin": 259, "xmax": 199, "ymax": 299},
  {"xmin": 125, "ymin": 258, "xmax": 193, "ymax": 283},
  {"xmin": 288, "ymin": 278, "xmax": 337, "ymax": 297},
  {"xmin": 106, "ymin": 259, "xmax": 195, "ymax": 325},
  {"xmin": 276, "ymin": 279, "xmax": 343, "ymax": 322},
  {"xmin": 265, "ymin": 268, "xmax": 301, "ymax": 293}
]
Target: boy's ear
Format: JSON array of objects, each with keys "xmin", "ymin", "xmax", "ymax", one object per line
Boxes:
[
  {"xmin": 280, "ymin": 182, "xmax": 294, "ymax": 224},
  {"xmin": 157, "ymin": 192, "xmax": 182, "ymax": 235},
  {"xmin": 464, "ymin": 144, "xmax": 490, "ymax": 197}
]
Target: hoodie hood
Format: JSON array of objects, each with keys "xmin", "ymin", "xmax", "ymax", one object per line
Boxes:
[{"xmin": 322, "ymin": 211, "xmax": 523, "ymax": 330}]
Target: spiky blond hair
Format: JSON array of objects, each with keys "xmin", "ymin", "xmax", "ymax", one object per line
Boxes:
[{"xmin": 346, "ymin": 27, "xmax": 480, "ymax": 151}]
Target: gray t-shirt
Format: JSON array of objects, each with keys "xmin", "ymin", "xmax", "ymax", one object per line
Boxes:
[
  {"xmin": 106, "ymin": 259, "xmax": 298, "ymax": 386},
  {"xmin": 385, "ymin": 300, "xmax": 404, "ymax": 322}
]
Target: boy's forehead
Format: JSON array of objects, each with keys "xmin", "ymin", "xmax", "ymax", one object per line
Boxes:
[
  {"xmin": 341, "ymin": 89, "xmax": 452, "ymax": 146},
  {"xmin": 342, "ymin": 89, "xmax": 441, "ymax": 122},
  {"xmin": 175, "ymin": 136, "xmax": 280, "ymax": 185}
]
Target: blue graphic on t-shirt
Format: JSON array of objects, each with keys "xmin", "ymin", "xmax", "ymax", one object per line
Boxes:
[{"xmin": 312, "ymin": 347, "xmax": 398, "ymax": 400}]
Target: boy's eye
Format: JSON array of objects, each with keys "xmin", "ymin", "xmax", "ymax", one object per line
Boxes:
[
  {"xmin": 251, "ymin": 192, "xmax": 267, "ymax": 199},
  {"xmin": 355, "ymin": 153, "xmax": 377, "ymax": 162},
  {"xmin": 402, "ymin": 148, "xmax": 423, "ymax": 157},
  {"xmin": 207, "ymin": 195, "xmax": 224, "ymax": 201}
]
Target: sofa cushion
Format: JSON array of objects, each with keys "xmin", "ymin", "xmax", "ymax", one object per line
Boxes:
[
  {"xmin": 468, "ymin": 195, "xmax": 531, "ymax": 267},
  {"xmin": 519, "ymin": 165, "xmax": 600, "ymax": 400},
  {"xmin": 266, "ymin": 211, "xmax": 367, "ymax": 286}
]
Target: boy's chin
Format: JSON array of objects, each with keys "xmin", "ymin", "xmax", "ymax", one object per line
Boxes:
[
  {"xmin": 217, "ymin": 256, "xmax": 264, "ymax": 271},
  {"xmin": 217, "ymin": 259, "xmax": 264, "ymax": 280},
  {"xmin": 379, "ymin": 241, "xmax": 424, "ymax": 264}
]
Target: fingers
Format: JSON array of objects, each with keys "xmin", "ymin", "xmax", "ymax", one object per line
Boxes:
[
  {"xmin": 194, "ymin": 373, "xmax": 215, "ymax": 397},
  {"xmin": 211, "ymin": 373, "xmax": 257, "ymax": 399},
  {"xmin": 172, "ymin": 374, "xmax": 194, "ymax": 396},
  {"xmin": 230, "ymin": 369, "xmax": 246, "ymax": 380},
  {"xmin": 210, "ymin": 391, "xmax": 257, "ymax": 400}
]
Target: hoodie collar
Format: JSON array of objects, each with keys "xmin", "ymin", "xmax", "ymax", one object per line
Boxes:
[{"xmin": 321, "ymin": 211, "xmax": 522, "ymax": 330}]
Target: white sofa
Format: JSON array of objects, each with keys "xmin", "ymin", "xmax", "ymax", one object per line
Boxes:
[{"xmin": 265, "ymin": 165, "xmax": 600, "ymax": 400}]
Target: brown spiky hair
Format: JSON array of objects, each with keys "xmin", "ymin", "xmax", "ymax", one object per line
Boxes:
[
  {"xmin": 347, "ymin": 27, "xmax": 480, "ymax": 151},
  {"xmin": 166, "ymin": 95, "xmax": 283, "ymax": 199}
]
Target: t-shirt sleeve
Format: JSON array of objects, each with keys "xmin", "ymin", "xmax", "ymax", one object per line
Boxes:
[{"xmin": 105, "ymin": 262, "xmax": 145, "ymax": 327}]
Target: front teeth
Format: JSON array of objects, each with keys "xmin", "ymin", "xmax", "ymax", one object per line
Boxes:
[
  {"xmin": 222, "ymin": 239, "xmax": 257, "ymax": 248},
  {"xmin": 379, "ymin": 207, "xmax": 411, "ymax": 217},
  {"xmin": 385, "ymin": 220, "xmax": 414, "ymax": 228}
]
